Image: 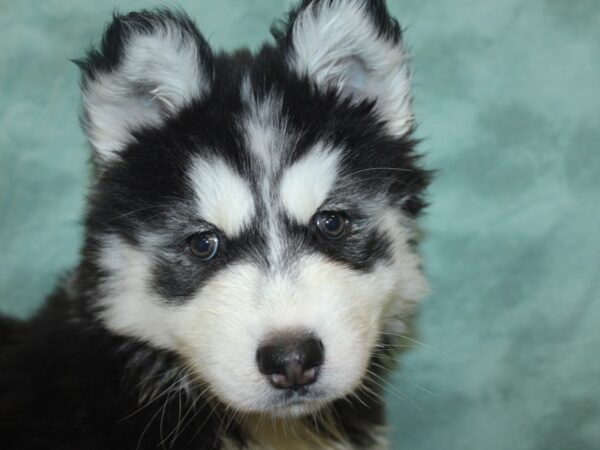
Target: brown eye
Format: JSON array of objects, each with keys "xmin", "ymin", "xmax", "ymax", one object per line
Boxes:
[
  {"xmin": 315, "ymin": 211, "xmax": 349, "ymax": 239},
  {"xmin": 188, "ymin": 231, "xmax": 220, "ymax": 260}
]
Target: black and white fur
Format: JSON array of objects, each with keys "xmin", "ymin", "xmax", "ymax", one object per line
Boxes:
[{"xmin": 0, "ymin": 1, "xmax": 431, "ymax": 448}]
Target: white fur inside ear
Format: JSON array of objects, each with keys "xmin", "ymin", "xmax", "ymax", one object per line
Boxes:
[
  {"xmin": 83, "ymin": 22, "xmax": 209, "ymax": 163},
  {"xmin": 287, "ymin": 0, "xmax": 413, "ymax": 136}
]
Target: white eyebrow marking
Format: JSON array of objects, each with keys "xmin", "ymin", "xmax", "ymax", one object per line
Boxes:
[
  {"xmin": 279, "ymin": 142, "xmax": 341, "ymax": 223},
  {"xmin": 187, "ymin": 157, "xmax": 256, "ymax": 236}
]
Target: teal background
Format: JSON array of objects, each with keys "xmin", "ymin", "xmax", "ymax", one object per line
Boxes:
[{"xmin": 1, "ymin": 1, "xmax": 599, "ymax": 448}]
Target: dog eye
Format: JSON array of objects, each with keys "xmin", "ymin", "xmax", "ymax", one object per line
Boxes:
[
  {"xmin": 188, "ymin": 231, "xmax": 220, "ymax": 260},
  {"xmin": 315, "ymin": 211, "xmax": 349, "ymax": 239}
]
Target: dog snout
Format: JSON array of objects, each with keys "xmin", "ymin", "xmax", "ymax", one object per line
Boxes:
[{"xmin": 256, "ymin": 333, "xmax": 324, "ymax": 390}]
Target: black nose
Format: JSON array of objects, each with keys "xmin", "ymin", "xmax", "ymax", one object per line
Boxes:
[{"xmin": 256, "ymin": 333, "xmax": 324, "ymax": 390}]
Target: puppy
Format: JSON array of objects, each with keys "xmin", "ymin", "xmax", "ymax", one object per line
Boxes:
[{"xmin": 0, "ymin": 1, "xmax": 430, "ymax": 448}]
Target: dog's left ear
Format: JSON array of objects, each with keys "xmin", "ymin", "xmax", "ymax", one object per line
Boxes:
[{"xmin": 274, "ymin": 0, "xmax": 413, "ymax": 137}]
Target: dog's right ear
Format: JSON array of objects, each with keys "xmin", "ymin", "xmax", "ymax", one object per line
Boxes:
[{"xmin": 75, "ymin": 10, "xmax": 212, "ymax": 165}]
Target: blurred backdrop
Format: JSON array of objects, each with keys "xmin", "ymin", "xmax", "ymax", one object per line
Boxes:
[{"xmin": 1, "ymin": 1, "xmax": 599, "ymax": 448}]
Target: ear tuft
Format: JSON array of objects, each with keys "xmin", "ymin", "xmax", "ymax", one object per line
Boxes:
[
  {"xmin": 75, "ymin": 9, "xmax": 212, "ymax": 164},
  {"xmin": 273, "ymin": 0, "xmax": 413, "ymax": 137}
]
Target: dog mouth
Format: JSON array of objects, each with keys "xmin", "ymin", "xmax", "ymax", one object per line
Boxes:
[
  {"xmin": 280, "ymin": 387, "xmax": 317, "ymax": 404},
  {"xmin": 266, "ymin": 386, "xmax": 331, "ymax": 417}
]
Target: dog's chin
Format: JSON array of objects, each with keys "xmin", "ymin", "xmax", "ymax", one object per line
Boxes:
[
  {"xmin": 217, "ymin": 387, "xmax": 337, "ymax": 419},
  {"xmin": 265, "ymin": 392, "xmax": 330, "ymax": 418}
]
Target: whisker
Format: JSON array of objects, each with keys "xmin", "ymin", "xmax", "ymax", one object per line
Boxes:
[
  {"xmin": 363, "ymin": 371, "xmax": 423, "ymax": 412},
  {"xmin": 380, "ymin": 333, "xmax": 441, "ymax": 353},
  {"xmin": 104, "ymin": 204, "xmax": 180, "ymax": 224},
  {"xmin": 135, "ymin": 399, "xmax": 167, "ymax": 450},
  {"xmin": 369, "ymin": 359, "xmax": 441, "ymax": 397},
  {"xmin": 346, "ymin": 167, "xmax": 415, "ymax": 177}
]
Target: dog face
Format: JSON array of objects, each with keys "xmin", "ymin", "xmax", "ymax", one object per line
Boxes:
[{"xmin": 79, "ymin": 0, "xmax": 429, "ymax": 417}]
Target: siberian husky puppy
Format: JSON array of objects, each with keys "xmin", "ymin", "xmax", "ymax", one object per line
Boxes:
[{"xmin": 0, "ymin": 1, "xmax": 430, "ymax": 448}]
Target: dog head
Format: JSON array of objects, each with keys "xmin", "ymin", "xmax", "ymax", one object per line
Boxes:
[{"xmin": 77, "ymin": 0, "xmax": 429, "ymax": 417}]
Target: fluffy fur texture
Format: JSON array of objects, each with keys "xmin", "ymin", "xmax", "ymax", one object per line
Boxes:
[{"xmin": 0, "ymin": 1, "xmax": 431, "ymax": 449}]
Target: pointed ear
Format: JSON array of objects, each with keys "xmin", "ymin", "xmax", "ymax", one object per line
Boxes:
[
  {"xmin": 274, "ymin": 0, "xmax": 413, "ymax": 137},
  {"xmin": 76, "ymin": 10, "xmax": 212, "ymax": 164}
]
